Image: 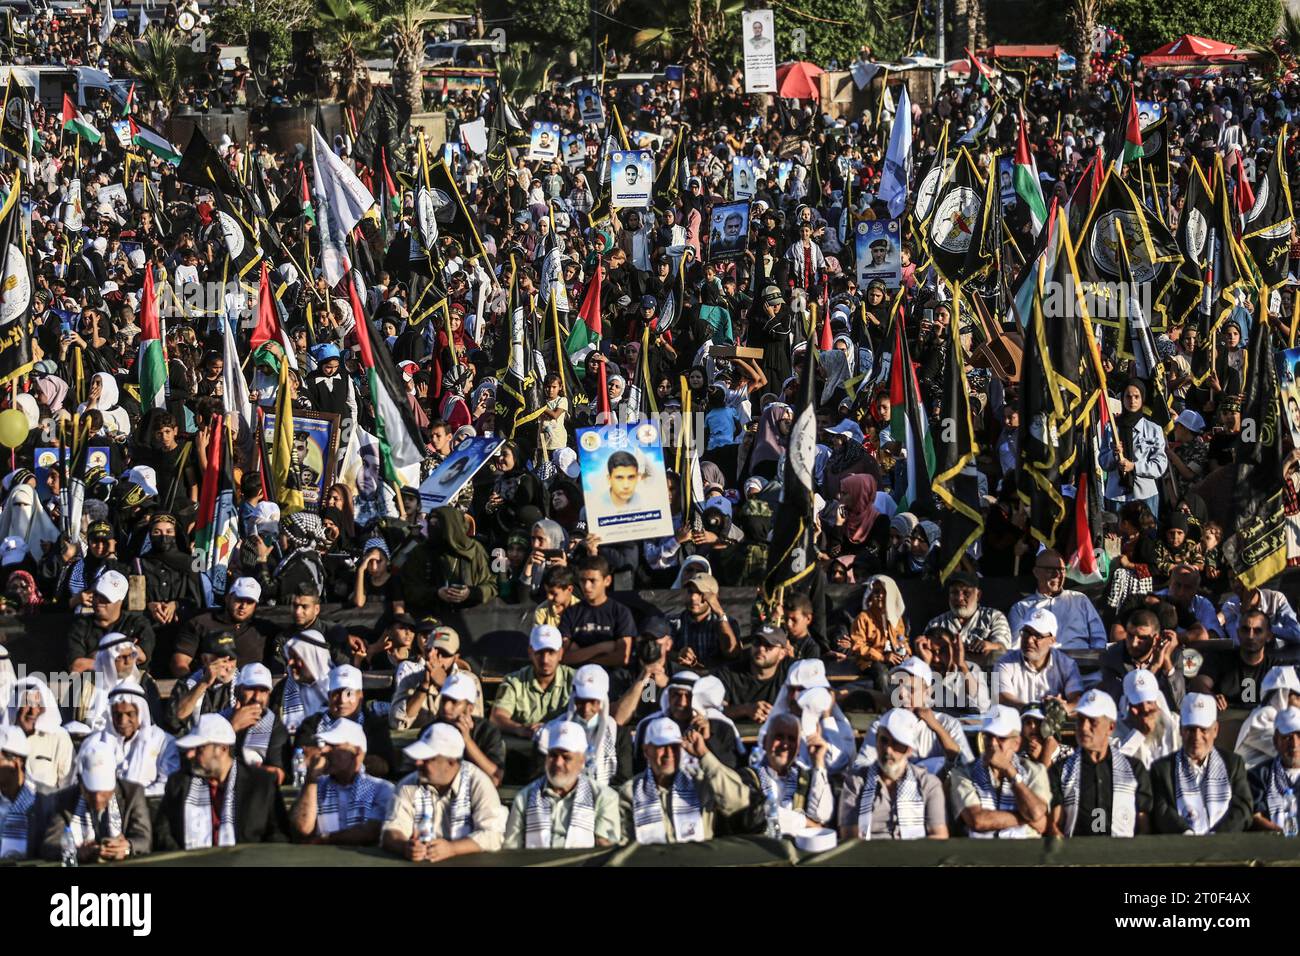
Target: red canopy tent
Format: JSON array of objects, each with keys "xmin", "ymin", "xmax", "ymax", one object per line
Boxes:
[
  {"xmin": 1146, "ymin": 35, "xmax": 1236, "ymax": 57},
  {"xmin": 776, "ymin": 61, "xmax": 824, "ymax": 100}
]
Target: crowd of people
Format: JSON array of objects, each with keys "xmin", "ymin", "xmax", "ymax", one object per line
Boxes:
[{"xmin": 0, "ymin": 5, "xmax": 1299, "ymax": 863}]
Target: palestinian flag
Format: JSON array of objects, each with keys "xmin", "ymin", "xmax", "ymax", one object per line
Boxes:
[
  {"xmin": 1116, "ymin": 91, "xmax": 1143, "ymax": 175},
  {"xmin": 136, "ymin": 266, "xmax": 167, "ymax": 409},
  {"xmin": 889, "ymin": 306, "xmax": 935, "ymax": 513},
  {"xmin": 966, "ymin": 47, "xmax": 995, "ymax": 93},
  {"xmin": 762, "ymin": 332, "xmax": 818, "ymax": 606},
  {"xmin": 1014, "ymin": 108, "xmax": 1047, "ymax": 238},
  {"xmin": 194, "ymin": 414, "xmax": 241, "ymax": 595},
  {"xmin": 566, "ymin": 263, "xmax": 603, "ymax": 374},
  {"xmin": 61, "ymin": 94, "xmax": 101, "ymax": 145},
  {"xmin": 129, "ymin": 117, "xmax": 180, "ymax": 163},
  {"xmin": 248, "ymin": 262, "xmax": 296, "ymax": 367}
]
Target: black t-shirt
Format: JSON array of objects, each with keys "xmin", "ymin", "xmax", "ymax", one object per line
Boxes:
[
  {"xmin": 173, "ymin": 611, "xmax": 279, "ymax": 667},
  {"xmin": 717, "ymin": 657, "xmax": 792, "ymax": 708},
  {"xmin": 559, "ymin": 598, "xmax": 637, "ymax": 649},
  {"xmin": 1201, "ymin": 650, "xmax": 1278, "ymax": 708}
]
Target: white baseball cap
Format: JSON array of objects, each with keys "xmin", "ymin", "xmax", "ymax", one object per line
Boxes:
[
  {"xmin": 788, "ymin": 658, "xmax": 830, "ymax": 690},
  {"xmin": 328, "ymin": 665, "xmax": 364, "ymax": 693},
  {"xmin": 1123, "ymin": 669, "xmax": 1161, "ymax": 706},
  {"xmin": 0, "ymin": 535, "xmax": 27, "ymax": 567},
  {"xmin": 891, "ymin": 656, "xmax": 934, "ymax": 684},
  {"xmin": 644, "ymin": 716, "xmax": 682, "ymax": 747},
  {"xmin": 124, "ymin": 465, "xmax": 159, "ymax": 498},
  {"xmin": 1021, "ymin": 608, "xmax": 1059, "ymax": 637},
  {"xmin": 529, "ymin": 624, "xmax": 562, "ymax": 652},
  {"xmin": 877, "ymin": 708, "xmax": 920, "ymax": 750},
  {"xmin": 236, "ymin": 662, "xmax": 273, "ymax": 690},
  {"xmin": 797, "ymin": 686, "xmax": 832, "ymax": 717},
  {"xmin": 175, "ymin": 714, "xmax": 237, "ymax": 749},
  {"xmin": 1180, "ymin": 692, "xmax": 1218, "ymax": 729},
  {"xmin": 573, "ymin": 664, "xmax": 609, "ymax": 701},
  {"xmin": 94, "ymin": 569, "xmax": 130, "ymax": 604},
  {"xmin": 1075, "ymin": 688, "xmax": 1118, "ymax": 721},
  {"xmin": 227, "ymin": 577, "xmax": 262, "ymax": 602},
  {"xmin": 78, "ymin": 742, "xmax": 118, "ymax": 792},
  {"xmin": 0, "ymin": 724, "xmax": 29, "ymax": 758},
  {"xmin": 980, "ymin": 705, "xmax": 1023, "ymax": 738},
  {"xmin": 547, "ymin": 720, "xmax": 588, "ymax": 754},
  {"xmin": 403, "ymin": 722, "xmax": 465, "ymax": 761},
  {"xmin": 318, "ymin": 718, "xmax": 368, "ymax": 750},
  {"xmin": 1276, "ymin": 707, "xmax": 1300, "ymax": 736},
  {"xmin": 1262, "ymin": 666, "xmax": 1300, "ymax": 696},
  {"xmin": 439, "ymin": 672, "xmax": 478, "ymax": 703}
]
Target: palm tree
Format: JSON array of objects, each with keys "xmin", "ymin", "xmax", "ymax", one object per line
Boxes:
[
  {"xmin": 630, "ymin": 0, "xmax": 743, "ymax": 93},
  {"xmin": 497, "ymin": 45, "xmax": 554, "ymax": 107},
  {"xmin": 379, "ymin": 0, "xmax": 443, "ymax": 116},
  {"xmin": 1067, "ymin": 0, "xmax": 1108, "ymax": 87},
  {"xmin": 317, "ymin": 0, "xmax": 382, "ymax": 110},
  {"xmin": 110, "ymin": 29, "xmax": 204, "ymax": 113}
]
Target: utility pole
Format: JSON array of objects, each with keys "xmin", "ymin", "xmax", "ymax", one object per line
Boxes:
[
  {"xmin": 934, "ymin": 0, "xmax": 945, "ymax": 94},
  {"xmin": 591, "ymin": 0, "xmax": 600, "ymax": 80}
]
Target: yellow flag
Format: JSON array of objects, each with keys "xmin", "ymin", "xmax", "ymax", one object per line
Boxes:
[{"xmin": 271, "ymin": 356, "xmax": 305, "ymax": 515}]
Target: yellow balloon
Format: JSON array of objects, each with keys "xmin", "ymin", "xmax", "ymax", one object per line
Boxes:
[{"xmin": 0, "ymin": 408, "xmax": 29, "ymax": 448}]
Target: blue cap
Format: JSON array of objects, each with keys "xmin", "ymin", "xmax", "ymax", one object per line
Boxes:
[
  {"xmin": 312, "ymin": 343, "xmax": 341, "ymax": 361},
  {"xmin": 703, "ymin": 496, "xmax": 732, "ymax": 518},
  {"xmin": 640, "ymin": 295, "xmax": 657, "ymax": 310}
]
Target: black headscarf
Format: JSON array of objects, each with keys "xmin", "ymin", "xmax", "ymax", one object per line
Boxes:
[{"xmin": 1115, "ymin": 378, "xmax": 1147, "ymax": 460}]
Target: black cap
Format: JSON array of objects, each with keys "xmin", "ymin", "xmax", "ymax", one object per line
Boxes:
[
  {"xmin": 945, "ymin": 570, "xmax": 981, "ymax": 589},
  {"xmin": 387, "ymin": 612, "xmax": 418, "ymax": 630},
  {"xmin": 754, "ymin": 624, "xmax": 789, "ymax": 647},
  {"xmin": 87, "ymin": 520, "xmax": 113, "ymax": 540},
  {"xmin": 639, "ymin": 617, "xmax": 671, "ymax": 640},
  {"xmin": 200, "ymin": 631, "xmax": 238, "ymax": 659},
  {"xmin": 415, "ymin": 615, "xmax": 441, "ymax": 633}
]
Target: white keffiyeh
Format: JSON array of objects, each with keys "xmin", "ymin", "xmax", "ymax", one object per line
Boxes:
[
  {"xmin": 855, "ymin": 765, "xmax": 927, "ymax": 840},
  {"xmin": 222, "ymin": 705, "xmax": 275, "ymax": 766},
  {"xmin": 68, "ymin": 791, "xmax": 122, "ymax": 848},
  {"xmin": 631, "ymin": 767, "xmax": 704, "ymax": 844},
  {"xmin": 1260, "ymin": 758, "xmax": 1300, "ymax": 830},
  {"xmin": 523, "ymin": 774, "xmax": 597, "ymax": 849},
  {"xmin": 1058, "ymin": 749, "xmax": 1138, "ymax": 838},
  {"xmin": 1175, "ymin": 749, "xmax": 1232, "ymax": 835},
  {"xmin": 278, "ymin": 676, "xmax": 328, "ymax": 735},
  {"xmin": 182, "ymin": 763, "xmax": 239, "ymax": 850}
]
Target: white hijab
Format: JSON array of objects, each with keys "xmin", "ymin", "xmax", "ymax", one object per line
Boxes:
[
  {"xmin": 0, "ymin": 478, "xmax": 60, "ymax": 556},
  {"xmin": 1234, "ymin": 667, "xmax": 1300, "ymax": 769}
]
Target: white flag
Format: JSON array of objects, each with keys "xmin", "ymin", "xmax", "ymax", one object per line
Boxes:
[
  {"xmin": 310, "ymin": 126, "xmax": 375, "ymax": 286},
  {"xmin": 99, "ymin": 0, "xmax": 115, "ymax": 44},
  {"xmin": 137, "ymin": 4, "xmax": 148, "ymax": 36}
]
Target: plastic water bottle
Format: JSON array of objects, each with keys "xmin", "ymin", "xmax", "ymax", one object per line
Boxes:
[
  {"xmin": 1285, "ymin": 792, "xmax": 1299, "ymax": 838},
  {"xmin": 764, "ymin": 787, "xmax": 782, "ymax": 839},
  {"xmin": 292, "ymin": 748, "xmax": 306, "ymax": 788},
  {"xmin": 417, "ymin": 806, "xmax": 434, "ymax": 845},
  {"xmin": 60, "ymin": 825, "xmax": 77, "ymax": 867}
]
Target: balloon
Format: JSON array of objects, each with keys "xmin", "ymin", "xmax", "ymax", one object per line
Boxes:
[{"xmin": 0, "ymin": 408, "xmax": 29, "ymax": 448}]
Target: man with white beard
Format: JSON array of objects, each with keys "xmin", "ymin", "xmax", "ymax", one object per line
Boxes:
[
  {"xmin": 737, "ymin": 712, "xmax": 834, "ymax": 831},
  {"xmin": 923, "ymin": 571, "xmax": 1013, "ymax": 654},
  {"xmin": 838, "ymin": 709, "xmax": 947, "ymax": 840},
  {"xmin": 949, "ymin": 705, "xmax": 1051, "ymax": 838},
  {"xmin": 1247, "ymin": 707, "xmax": 1300, "ymax": 833},
  {"xmin": 1115, "ymin": 669, "xmax": 1181, "ymax": 769},
  {"xmin": 504, "ymin": 721, "xmax": 621, "ymax": 848}
]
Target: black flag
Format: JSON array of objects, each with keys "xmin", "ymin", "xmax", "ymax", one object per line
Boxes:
[
  {"xmin": 177, "ymin": 126, "xmax": 241, "ymax": 197},
  {"xmin": 354, "ymin": 88, "xmax": 411, "ymax": 175},
  {"xmin": 1242, "ymin": 127, "xmax": 1293, "ymax": 286},
  {"xmin": 933, "ymin": 305, "xmax": 983, "ymax": 581},
  {"xmin": 0, "ymin": 75, "xmax": 30, "ymax": 160},
  {"xmin": 925, "ymin": 148, "xmax": 989, "ymax": 284}
]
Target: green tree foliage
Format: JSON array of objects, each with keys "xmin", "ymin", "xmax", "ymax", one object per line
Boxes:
[
  {"xmin": 487, "ymin": 0, "xmax": 589, "ymax": 50},
  {"xmin": 771, "ymin": 0, "xmax": 908, "ymax": 66},
  {"xmin": 209, "ymin": 0, "xmax": 316, "ymax": 67},
  {"xmin": 1106, "ymin": 0, "xmax": 1282, "ymax": 55}
]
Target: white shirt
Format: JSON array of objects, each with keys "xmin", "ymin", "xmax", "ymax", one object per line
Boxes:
[
  {"xmin": 1008, "ymin": 591, "xmax": 1106, "ymax": 650},
  {"xmin": 993, "ymin": 648, "xmax": 1084, "ymax": 706}
]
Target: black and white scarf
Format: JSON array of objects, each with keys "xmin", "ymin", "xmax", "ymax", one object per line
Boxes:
[
  {"xmin": 317, "ymin": 771, "xmax": 383, "ymax": 836},
  {"xmin": 412, "ymin": 766, "xmax": 474, "ymax": 841},
  {"xmin": 0, "ymin": 781, "xmax": 37, "ymax": 858},
  {"xmin": 182, "ymin": 764, "xmax": 239, "ymax": 850},
  {"xmin": 631, "ymin": 767, "xmax": 704, "ymax": 844},
  {"xmin": 1058, "ymin": 749, "xmax": 1138, "ymax": 838},
  {"xmin": 279, "ymin": 678, "xmax": 328, "ymax": 735},
  {"xmin": 222, "ymin": 705, "xmax": 275, "ymax": 765},
  {"xmin": 69, "ymin": 791, "xmax": 123, "ymax": 848},
  {"xmin": 583, "ymin": 718, "xmax": 620, "ymax": 786},
  {"xmin": 523, "ymin": 775, "xmax": 597, "ymax": 849},
  {"xmin": 969, "ymin": 757, "xmax": 1034, "ymax": 839},
  {"xmin": 856, "ymin": 764, "xmax": 927, "ymax": 840},
  {"xmin": 1175, "ymin": 749, "xmax": 1232, "ymax": 835},
  {"xmin": 1261, "ymin": 757, "xmax": 1300, "ymax": 830}
]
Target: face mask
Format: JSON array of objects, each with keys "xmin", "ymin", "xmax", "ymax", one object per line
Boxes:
[
  {"xmin": 582, "ymin": 712, "xmax": 600, "ymax": 731},
  {"xmin": 150, "ymin": 535, "xmax": 176, "ymax": 554}
]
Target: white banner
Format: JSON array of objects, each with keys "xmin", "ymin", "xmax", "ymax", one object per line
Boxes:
[{"xmin": 742, "ymin": 9, "xmax": 777, "ymax": 94}]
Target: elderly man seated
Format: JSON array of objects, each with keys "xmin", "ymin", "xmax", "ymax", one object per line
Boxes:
[
  {"xmin": 1007, "ymin": 549, "xmax": 1105, "ymax": 650},
  {"xmin": 838, "ymin": 709, "xmax": 947, "ymax": 840},
  {"xmin": 40, "ymin": 742, "xmax": 152, "ymax": 862},
  {"xmin": 924, "ymin": 570, "xmax": 1013, "ymax": 655},
  {"xmin": 949, "ymin": 705, "xmax": 1051, "ymax": 838},
  {"xmin": 855, "ymin": 656, "xmax": 973, "ymax": 776},
  {"xmin": 1150, "ymin": 694, "xmax": 1253, "ymax": 835},
  {"xmin": 0, "ymin": 726, "xmax": 40, "ymax": 859},
  {"xmin": 619, "ymin": 717, "xmax": 751, "ymax": 844},
  {"xmin": 7, "ymin": 676, "xmax": 73, "ymax": 793},
  {"xmin": 1248, "ymin": 707, "xmax": 1300, "ymax": 833},
  {"xmin": 290, "ymin": 719, "xmax": 395, "ymax": 845},
  {"xmin": 505, "ymin": 720, "xmax": 622, "ymax": 849},
  {"xmin": 736, "ymin": 712, "xmax": 834, "ymax": 833},
  {"xmin": 86, "ymin": 681, "xmax": 179, "ymax": 796},
  {"xmin": 1155, "ymin": 565, "xmax": 1224, "ymax": 641},
  {"xmin": 382, "ymin": 723, "xmax": 505, "ymax": 862},
  {"xmin": 993, "ymin": 609, "xmax": 1083, "ymax": 713},
  {"xmin": 1114, "ymin": 669, "xmax": 1181, "ymax": 769},
  {"xmin": 1048, "ymin": 689, "xmax": 1152, "ymax": 837}
]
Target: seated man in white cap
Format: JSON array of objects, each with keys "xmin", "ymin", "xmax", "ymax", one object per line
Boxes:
[
  {"xmin": 0, "ymin": 725, "xmax": 39, "ymax": 859},
  {"xmin": 271, "ymin": 630, "xmax": 334, "ymax": 736},
  {"xmin": 491, "ymin": 624, "xmax": 575, "ymax": 740},
  {"xmin": 86, "ymin": 681, "xmax": 180, "ymax": 796},
  {"xmin": 749, "ymin": 658, "xmax": 854, "ymax": 775},
  {"xmin": 551, "ymin": 664, "xmax": 632, "ymax": 787},
  {"xmin": 632, "ymin": 670, "xmax": 744, "ymax": 773},
  {"xmin": 420, "ymin": 671, "xmax": 506, "ymax": 786},
  {"xmin": 619, "ymin": 716, "xmax": 751, "ymax": 844},
  {"xmin": 155, "ymin": 714, "xmax": 290, "ymax": 849},
  {"xmin": 1235, "ymin": 666, "xmax": 1300, "ymax": 769},
  {"xmin": 382, "ymin": 723, "xmax": 505, "ymax": 861},
  {"xmin": 171, "ymin": 575, "xmax": 278, "ymax": 678},
  {"xmin": 993, "ymin": 609, "xmax": 1083, "ymax": 713},
  {"xmin": 504, "ymin": 720, "xmax": 622, "ymax": 849},
  {"xmin": 1248, "ymin": 707, "xmax": 1300, "ymax": 832},
  {"xmin": 838, "ymin": 709, "xmax": 948, "ymax": 840},
  {"xmin": 221, "ymin": 663, "xmax": 292, "ymax": 784},
  {"xmin": 64, "ymin": 569, "xmax": 157, "ymax": 674},
  {"xmin": 7, "ymin": 676, "xmax": 73, "ymax": 793},
  {"xmin": 1047, "ymin": 689, "xmax": 1153, "ymax": 838},
  {"xmin": 289, "ymin": 664, "xmax": 395, "ymax": 777},
  {"xmin": 39, "ymin": 741, "xmax": 152, "ymax": 862},
  {"xmin": 948, "ymin": 705, "xmax": 1051, "ymax": 838},
  {"xmin": 1007, "ymin": 549, "xmax": 1105, "ymax": 650},
  {"xmin": 1150, "ymin": 693, "xmax": 1253, "ymax": 835},
  {"xmin": 1115, "ymin": 669, "xmax": 1181, "ymax": 769},
  {"xmin": 290, "ymin": 718, "xmax": 396, "ymax": 845},
  {"xmin": 734, "ymin": 711, "xmax": 834, "ymax": 834},
  {"xmin": 855, "ymin": 657, "xmax": 973, "ymax": 776}
]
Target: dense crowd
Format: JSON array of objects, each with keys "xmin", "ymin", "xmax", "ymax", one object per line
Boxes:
[{"xmin": 2, "ymin": 7, "xmax": 1300, "ymax": 862}]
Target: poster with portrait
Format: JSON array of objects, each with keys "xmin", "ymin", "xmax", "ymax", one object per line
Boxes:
[
  {"xmin": 1277, "ymin": 346, "xmax": 1300, "ymax": 449},
  {"xmin": 562, "ymin": 132, "xmax": 587, "ymax": 169},
  {"xmin": 442, "ymin": 142, "xmax": 465, "ymax": 174},
  {"xmin": 707, "ymin": 200, "xmax": 750, "ymax": 261},
  {"xmin": 610, "ymin": 149, "xmax": 654, "ymax": 210},
  {"xmin": 854, "ymin": 218, "xmax": 902, "ymax": 288},
  {"xmin": 110, "ymin": 119, "xmax": 132, "ymax": 149},
  {"xmin": 733, "ymin": 156, "xmax": 757, "ymax": 200},
  {"xmin": 997, "ymin": 156, "xmax": 1016, "ymax": 208},
  {"xmin": 577, "ymin": 86, "xmax": 605, "ymax": 126},
  {"xmin": 261, "ymin": 410, "xmax": 341, "ymax": 510},
  {"xmin": 577, "ymin": 422, "xmax": 673, "ymax": 544},
  {"xmin": 34, "ymin": 446, "xmax": 110, "ymax": 490},
  {"xmin": 528, "ymin": 121, "xmax": 562, "ymax": 161},
  {"xmin": 741, "ymin": 9, "xmax": 777, "ymax": 94},
  {"xmin": 1137, "ymin": 100, "xmax": 1165, "ymax": 130},
  {"xmin": 774, "ymin": 159, "xmax": 793, "ymax": 191},
  {"xmin": 418, "ymin": 436, "xmax": 503, "ymax": 511}
]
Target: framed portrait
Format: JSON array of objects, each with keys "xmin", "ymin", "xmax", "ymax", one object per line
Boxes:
[{"xmin": 261, "ymin": 410, "xmax": 341, "ymax": 510}]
